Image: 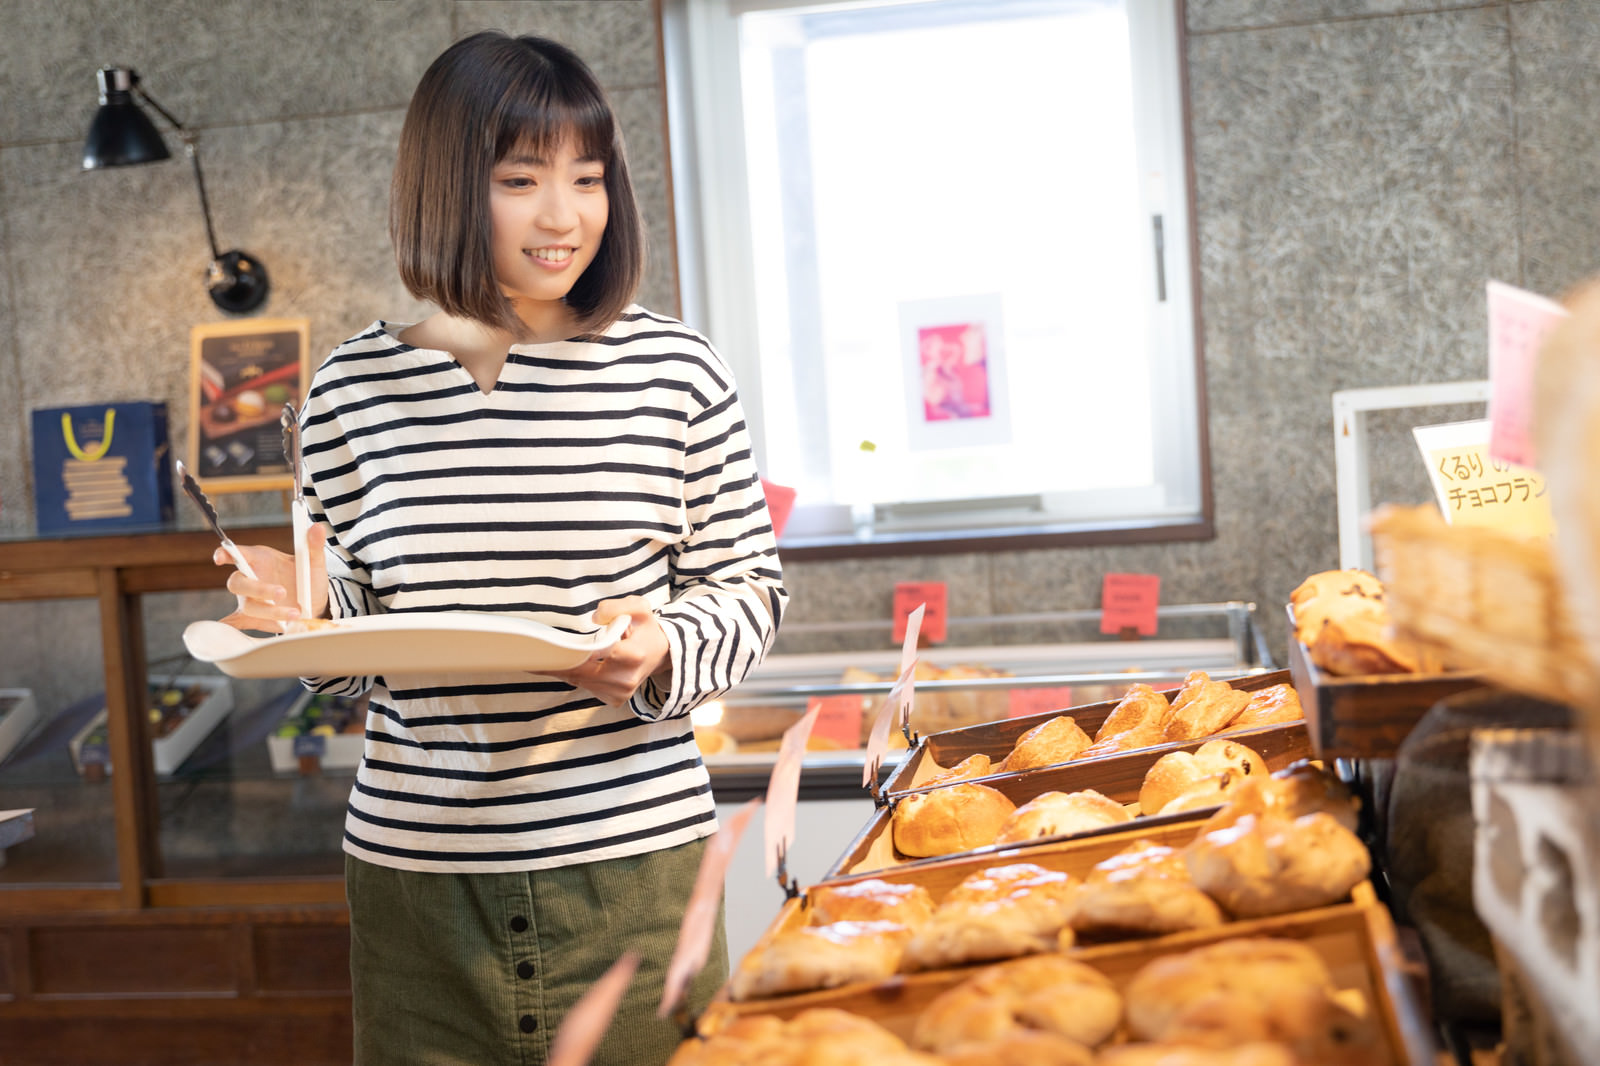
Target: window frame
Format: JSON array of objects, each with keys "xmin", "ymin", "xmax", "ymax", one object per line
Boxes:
[{"xmin": 659, "ymin": 0, "xmax": 1213, "ymax": 560}]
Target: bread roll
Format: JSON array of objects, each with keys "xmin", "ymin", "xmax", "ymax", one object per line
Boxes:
[
  {"xmin": 892, "ymin": 782, "xmax": 1016, "ymax": 858},
  {"xmin": 1224, "ymin": 684, "xmax": 1304, "ymax": 731},
  {"xmin": 1290, "ymin": 568, "xmax": 1385, "ymax": 609},
  {"xmin": 807, "ymin": 878, "xmax": 935, "ymax": 927},
  {"xmin": 1156, "ymin": 769, "xmax": 1248, "ymax": 816},
  {"xmin": 727, "ymin": 920, "xmax": 911, "ymax": 1000},
  {"xmin": 912, "ymin": 954, "xmax": 1123, "ymax": 1052},
  {"xmin": 1184, "ymin": 811, "xmax": 1372, "ymax": 918},
  {"xmin": 940, "ymin": 1031, "xmax": 1095, "ymax": 1066},
  {"xmin": 1095, "ymin": 683, "xmax": 1170, "ymax": 740},
  {"xmin": 1124, "ymin": 937, "xmax": 1378, "ymax": 1064},
  {"xmin": 1000, "ymin": 715, "xmax": 1091, "ymax": 772},
  {"xmin": 1140, "ymin": 739, "xmax": 1267, "ymax": 815},
  {"xmin": 1066, "ymin": 838, "xmax": 1224, "ymax": 939},
  {"xmin": 902, "ymin": 863, "xmax": 1079, "ymax": 970},
  {"xmin": 994, "ymin": 789, "xmax": 1132, "ymax": 845},
  {"xmin": 924, "ymin": 752, "xmax": 992, "ymax": 788},
  {"xmin": 670, "ymin": 1008, "xmax": 936, "ymax": 1066},
  {"xmin": 1198, "ymin": 761, "xmax": 1359, "ymax": 835},
  {"xmin": 1096, "ymin": 1042, "xmax": 1299, "ymax": 1066}
]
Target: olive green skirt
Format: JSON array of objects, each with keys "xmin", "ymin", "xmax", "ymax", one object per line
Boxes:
[{"xmin": 346, "ymin": 839, "xmax": 727, "ymax": 1066}]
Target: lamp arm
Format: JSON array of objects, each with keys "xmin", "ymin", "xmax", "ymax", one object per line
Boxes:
[{"xmin": 132, "ymin": 82, "xmax": 223, "ymax": 261}]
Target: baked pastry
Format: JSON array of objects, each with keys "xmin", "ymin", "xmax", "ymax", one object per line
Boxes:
[
  {"xmin": 1157, "ymin": 769, "xmax": 1250, "ymax": 816},
  {"xmin": 939, "ymin": 1031, "xmax": 1096, "ymax": 1066},
  {"xmin": 1077, "ymin": 719, "xmax": 1167, "ymax": 759},
  {"xmin": 693, "ymin": 726, "xmax": 736, "ymax": 756},
  {"xmin": 1000, "ymin": 715, "xmax": 1092, "ymax": 772},
  {"xmin": 892, "ymin": 782, "xmax": 1016, "ymax": 858},
  {"xmin": 902, "ymin": 862, "xmax": 1079, "ymax": 969},
  {"xmin": 1223, "ymin": 684, "xmax": 1304, "ymax": 731},
  {"xmin": 993, "ymin": 788, "xmax": 1132, "ymax": 845},
  {"xmin": 1066, "ymin": 837, "xmax": 1224, "ymax": 940},
  {"xmin": 727, "ymin": 919, "xmax": 912, "ymax": 1000},
  {"xmin": 806, "ymin": 878, "xmax": 935, "ymax": 927},
  {"xmin": 1124, "ymin": 937, "xmax": 1378, "ymax": 1063},
  {"xmin": 1291, "ymin": 568, "xmax": 1438, "ymax": 676},
  {"xmin": 1290, "ymin": 568, "xmax": 1385, "ymax": 609},
  {"xmin": 1184, "ymin": 810, "xmax": 1372, "ymax": 917},
  {"xmin": 1139, "ymin": 739, "xmax": 1267, "ymax": 815},
  {"xmin": 1198, "ymin": 761, "xmax": 1359, "ymax": 835},
  {"xmin": 923, "ymin": 752, "xmax": 992, "ymax": 788},
  {"xmin": 1096, "ymin": 1042, "xmax": 1299, "ymax": 1066},
  {"xmin": 911, "ymin": 954, "xmax": 1123, "ymax": 1052},
  {"xmin": 1163, "ymin": 672, "xmax": 1252, "ymax": 741},
  {"xmin": 1094, "ymin": 683, "xmax": 1170, "ymax": 741},
  {"xmin": 668, "ymin": 1008, "xmax": 940, "ymax": 1066}
]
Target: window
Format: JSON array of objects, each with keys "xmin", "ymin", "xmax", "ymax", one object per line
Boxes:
[{"xmin": 663, "ymin": 0, "xmax": 1208, "ymax": 553}]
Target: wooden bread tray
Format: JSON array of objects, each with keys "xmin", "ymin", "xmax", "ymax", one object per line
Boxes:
[
  {"xmin": 825, "ymin": 718, "xmax": 1313, "ymax": 881},
  {"xmin": 1286, "ymin": 605, "xmax": 1482, "ymax": 761},
  {"xmin": 883, "ymin": 668, "xmax": 1295, "ymax": 795},
  {"xmin": 697, "ymin": 889, "xmax": 1433, "ymax": 1064}
]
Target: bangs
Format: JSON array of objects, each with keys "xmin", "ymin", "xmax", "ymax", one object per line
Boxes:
[{"xmin": 492, "ymin": 77, "xmax": 614, "ymax": 165}]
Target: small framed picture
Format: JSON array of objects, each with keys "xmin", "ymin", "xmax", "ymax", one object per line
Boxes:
[
  {"xmin": 898, "ymin": 294, "xmax": 1011, "ymax": 451},
  {"xmin": 187, "ymin": 318, "xmax": 311, "ymax": 493}
]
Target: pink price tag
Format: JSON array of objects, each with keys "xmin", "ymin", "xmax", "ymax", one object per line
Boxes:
[
  {"xmin": 860, "ymin": 665, "xmax": 913, "ymax": 789},
  {"xmin": 1101, "ymin": 572, "xmax": 1160, "ymax": 636},
  {"xmin": 898, "ymin": 603, "xmax": 925, "ymax": 671},
  {"xmin": 1486, "ymin": 280, "xmax": 1567, "ymax": 469},
  {"xmin": 765, "ymin": 704, "xmax": 819, "ymax": 877},
  {"xmin": 658, "ymin": 797, "xmax": 761, "ymax": 1018},
  {"xmin": 548, "ymin": 951, "xmax": 640, "ymax": 1066},
  {"xmin": 760, "ymin": 478, "xmax": 797, "ymax": 538},
  {"xmin": 893, "ymin": 583, "xmax": 947, "ymax": 643},
  {"xmin": 808, "ymin": 694, "xmax": 866, "ymax": 749},
  {"xmin": 1007, "ymin": 686, "xmax": 1074, "ymax": 719}
]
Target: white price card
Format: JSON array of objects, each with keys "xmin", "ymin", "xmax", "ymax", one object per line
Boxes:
[
  {"xmin": 1413, "ymin": 419, "xmax": 1552, "ymax": 538},
  {"xmin": 548, "ymin": 951, "xmax": 640, "ymax": 1066},
  {"xmin": 658, "ymin": 797, "xmax": 761, "ymax": 1019},
  {"xmin": 765, "ymin": 703, "xmax": 819, "ymax": 877}
]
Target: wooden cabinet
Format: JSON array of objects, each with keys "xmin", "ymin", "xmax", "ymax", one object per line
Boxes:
[{"xmin": 0, "ymin": 527, "xmax": 353, "ymax": 1066}]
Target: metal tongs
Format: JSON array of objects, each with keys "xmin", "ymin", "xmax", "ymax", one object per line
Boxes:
[
  {"xmin": 175, "ymin": 458, "xmax": 259, "ymax": 579},
  {"xmin": 281, "ymin": 404, "xmax": 313, "ymax": 620}
]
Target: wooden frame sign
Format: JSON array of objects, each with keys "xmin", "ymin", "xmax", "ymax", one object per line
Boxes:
[{"xmin": 187, "ymin": 318, "xmax": 311, "ymax": 493}]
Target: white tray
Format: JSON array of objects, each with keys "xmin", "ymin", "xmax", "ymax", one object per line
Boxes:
[{"xmin": 183, "ymin": 613, "xmax": 631, "ymax": 679}]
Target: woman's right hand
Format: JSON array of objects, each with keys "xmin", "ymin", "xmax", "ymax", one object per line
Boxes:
[{"xmin": 214, "ymin": 524, "xmax": 330, "ymax": 633}]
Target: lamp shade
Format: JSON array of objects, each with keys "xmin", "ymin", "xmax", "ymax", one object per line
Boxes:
[{"xmin": 82, "ymin": 67, "xmax": 171, "ymax": 169}]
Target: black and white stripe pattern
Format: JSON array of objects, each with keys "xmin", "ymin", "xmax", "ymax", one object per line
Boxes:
[{"xmin": 298, "ymin": 308, "xmax": 786, "ymax": 872}]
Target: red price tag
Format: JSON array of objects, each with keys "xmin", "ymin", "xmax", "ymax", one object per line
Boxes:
[
  {"xmin": 1007, "ymin": 686, "xmax": 1074, "ymax": 719},
  {"xmin": 760, "ymin": 478, "xmax": 797, "ymax": 538},
  {"xmin": 808, "ymin": 694, "xmax": 866, "ymax": 749},
  {"xmin": 1101, "ymin": 572, "xmax": 1160, "ymax": 636},
  {"xmin": 893, "ymin": 582, "xmax": 947, "ymax": 643}
]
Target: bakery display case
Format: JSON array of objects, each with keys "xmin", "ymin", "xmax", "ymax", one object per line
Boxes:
[{"xmin": 701, "ymin": 601, "xmax": 1275, "ymax": 800}]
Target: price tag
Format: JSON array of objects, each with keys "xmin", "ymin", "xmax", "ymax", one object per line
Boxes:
[
  {"xmin": 548, "ymin": 951, "xmax": 640, "ymax": 1066},
  {"xmin": 1007, "ymin": 686, "xmax": 1074, "ymax": 719},
  {"xmin": 893, "ymin": 582, "xmax": 947, "ymax": 643},
  {"xmin": 1486, "ymin": 280, "xmax": 1567, "ymax": 469},
  {"xmin": 1413, "ymin": 420, "xmax": 1553, "ymax": 538},
  {"xmin": 292, "ymin": 734, "xmax": 327, "ymax": 758},
  {"xmin": 1100, "ymin": 573, "xmax": 1160, "ymax": 636},
  {"xmin": 760, "ymin": 478, "xmax": 797, "ymax": 539},
  {"xmin": 807, "ymin": 694, "xmax": 866, "ymax": 750},
  {"xmin": 860, "ymin": 666, "xmax": 912, "ymax": 789},
  {"xmin": 658, "ymin": 797, "xmax": 761, "ymax": 1018},
  {"xmin": 765, "ymin": 704, "xmax": 819, "ymax": 877}
]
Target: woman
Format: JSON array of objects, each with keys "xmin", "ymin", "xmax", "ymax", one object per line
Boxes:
[{"xmin": 215, "ymin": 31, "xmax": 786, "ymax": 1065}]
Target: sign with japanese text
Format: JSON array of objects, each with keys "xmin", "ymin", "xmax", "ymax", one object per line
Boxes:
[
  {"xmin": 1100, "ymin": 573, "xmax": 1161, "ymax": 636},
  {"xmin": 1486, "ymin": 280, "xmax": 1566, "ymax": 469},
  {"xmin": 1413, "ymin": 419, "xmax": 1553, "ymax": 538},
  {"xmin": 807, "ymin": 694, "xmax": 866, "ymax": 749}
]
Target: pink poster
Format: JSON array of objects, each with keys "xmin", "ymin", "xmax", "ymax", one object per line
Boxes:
[{"xmin": 917, "ymin": 322, "xmax": 992, "ymax": 422}]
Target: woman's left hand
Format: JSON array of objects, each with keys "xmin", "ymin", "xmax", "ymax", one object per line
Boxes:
[{"xmin": 546, "ymin": 597, "xmax": 671, "ymax": 707}]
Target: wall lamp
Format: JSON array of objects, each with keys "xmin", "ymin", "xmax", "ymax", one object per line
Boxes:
[{"xmin": 81, "ymin": 67, "xmax": 270, "ymax": 314}]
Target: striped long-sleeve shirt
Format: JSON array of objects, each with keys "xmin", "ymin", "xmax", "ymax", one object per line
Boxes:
[{"xmin": 298, "ymin": 307, "xmax": 786, "ymax": 873}]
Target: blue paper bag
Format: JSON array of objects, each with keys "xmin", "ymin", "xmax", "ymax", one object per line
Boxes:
[{"xmin": 31, "ymin": 402, "xmax": 175, "ymax": 534}]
